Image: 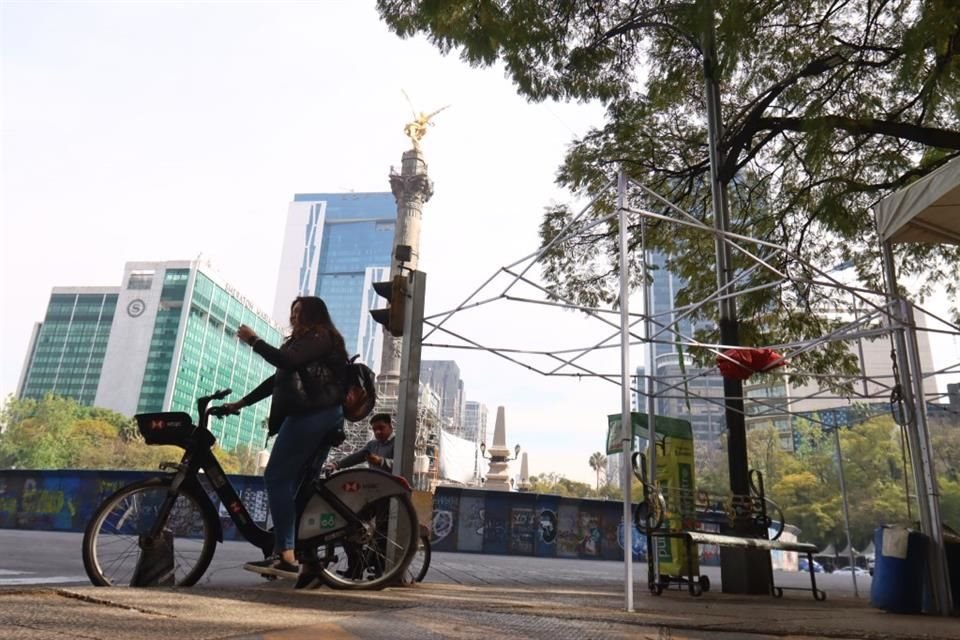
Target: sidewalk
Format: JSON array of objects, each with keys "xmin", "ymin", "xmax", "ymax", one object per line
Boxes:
[{"xmin": 2, "ymin": 578, "xmax": 957, "ymax": 640}]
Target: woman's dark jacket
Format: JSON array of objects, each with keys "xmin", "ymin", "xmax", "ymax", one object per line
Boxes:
[{"xmin": 240, "ymin": 332, "xmax": 347, "ymax": 434}]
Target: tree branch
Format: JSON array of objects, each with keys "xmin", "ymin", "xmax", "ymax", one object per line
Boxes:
[{"xmin": 759, "ymin": 116, "xmax": 960, "ymax": 149}]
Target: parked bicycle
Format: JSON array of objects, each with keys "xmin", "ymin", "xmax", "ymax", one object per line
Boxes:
[
  {"xmin": 405, "ymin": 528, "xmax": 431, "ymax": 583},
  {"xmin": 630, "ymin": 452, "xmax": 784, "ymax": 539},
  {"xmin": 82, "ymin": 389, "xmax": 419, "ymax": 589}
]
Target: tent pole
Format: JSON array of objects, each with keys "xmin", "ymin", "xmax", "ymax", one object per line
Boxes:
[
  {"xmin": 617, "ymin": 168, "xmax": 635, "ymax": 612},
  {"xmin": 881, "ymin": 239, "xmax": 953, "ymax": 615}
]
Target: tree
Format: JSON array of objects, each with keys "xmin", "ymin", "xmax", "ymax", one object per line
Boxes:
[
  {"xmin": 529, "ymin": 472, "xmax": 595, "ymax": 498},
  {"xmin": 0, "ymin": 394, "xmax": 263, "ymax": 474},
  {"xmin": 0, "ymin": 395, "xmax": 79, "ymax": 469},
  {"xmin": 379, "ymin": 1, "xmax": 960, "ymax": 378},
  {"xmin": 588, "ymin": 451, "xmax": 607, "ymax": 490}
]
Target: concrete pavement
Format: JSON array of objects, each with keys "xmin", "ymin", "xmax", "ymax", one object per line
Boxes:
[{"xmin": 2, "ymin": 570, "xmax": 958, "ymax": 639}]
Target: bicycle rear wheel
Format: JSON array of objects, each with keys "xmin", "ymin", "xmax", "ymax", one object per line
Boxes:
[
  {"xmin": 82, "ymin": 477, "xmax": 218, "ymax": 586},
  {"xmin": 317, "ymin": 493, "xmax": 418, "ymax": 590}
]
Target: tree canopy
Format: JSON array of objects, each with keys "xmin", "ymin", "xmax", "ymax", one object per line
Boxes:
[
  {"xmin": 379, "ymin": 0, "xmax": 960, "ymax": 376},
  {"xmin": 0, "ymin": 395, "xmax": 259, "ymax": 474}
]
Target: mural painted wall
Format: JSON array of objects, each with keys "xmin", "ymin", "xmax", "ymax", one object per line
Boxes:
[
  {"xmin": 0, "ymin": 470, "xmax": 272, "ymax": 541},
  {"xmin": 0, "ymin": 470, "xmax": 793, "ymax": 568}
]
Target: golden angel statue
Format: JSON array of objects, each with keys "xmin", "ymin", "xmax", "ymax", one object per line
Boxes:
[{"xmin": 402, "ymin": 90, "xmax": 449, "ymax": 152}]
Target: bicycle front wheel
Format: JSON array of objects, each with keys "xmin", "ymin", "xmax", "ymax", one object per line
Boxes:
[
  {"xmin": 318, "ymin": 493, "xmax": 418, "ymax": 590},
  {"xmin": 82, "ymin": 477, "xmax": 218, "ymax": 587},
  {"xmin": 405, "ymin": 534, "xmax": 431, "ymax": 583}
]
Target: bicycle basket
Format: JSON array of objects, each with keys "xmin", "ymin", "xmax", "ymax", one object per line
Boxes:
[{"xmin": 135, "ymin": 412, "xmax": 196, "ymax": 447}]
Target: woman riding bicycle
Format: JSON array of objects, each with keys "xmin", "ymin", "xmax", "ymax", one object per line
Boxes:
[{"xmin": 222, "ymin": 295, "xmax": 347, "ymax": 579}]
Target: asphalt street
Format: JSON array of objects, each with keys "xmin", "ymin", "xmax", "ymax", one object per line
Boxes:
[{"xmin": 1, "ymin": 529, "xmax": 871, "ymax": 595}]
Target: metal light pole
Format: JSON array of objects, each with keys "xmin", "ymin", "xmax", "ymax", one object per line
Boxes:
[
  {"xmin": 394, "ymin": 270, "xmax": 426, "ymax": 484},
  {"xmin": 832, "ymin": 420, "xmax": 859, "ymax": 597}
]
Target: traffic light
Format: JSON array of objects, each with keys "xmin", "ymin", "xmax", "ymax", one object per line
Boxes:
[{"xmin": 370, "ymin": 275, "xmax": 407, "ymax": 337}]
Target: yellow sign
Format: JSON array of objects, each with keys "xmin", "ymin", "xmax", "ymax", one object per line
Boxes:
[{"xmin": 607, "ymin": 412, "xmax": 697, "ymax": 575}]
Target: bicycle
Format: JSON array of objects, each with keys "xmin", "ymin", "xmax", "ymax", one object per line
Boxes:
[
  {"xmin": 404, "ymin": 528, "xmax": 431, "ymax": 583},
  {"xmin": 82, "ymin": 389, "xmax": 419, "ymax": 590}
]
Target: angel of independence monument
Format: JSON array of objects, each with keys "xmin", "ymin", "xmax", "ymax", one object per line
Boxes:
[{"xmin": 370, "ymin": 106, "xmax": 445, "ymax": 481}]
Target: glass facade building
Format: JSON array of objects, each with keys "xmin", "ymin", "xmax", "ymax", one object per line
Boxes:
[
  {"xmin": 19, "ymin": 261, "xmax": 281, "ymax": 454},
  {"xmin": 274, "ymin": 193, "xmax": 396, "ymax": 372},
  {"xmin": 644, "ymin": 252, "xmax": 727, "ymax": 444},
  {"xmin": 18, "ymin": 289, "xmax": 118, "ymax": 405}
]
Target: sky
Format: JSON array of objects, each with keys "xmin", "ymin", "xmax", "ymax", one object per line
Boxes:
[
  {"xmin": 3, "ymin": 1, "xmax": 958, "ymax": 487},
  {"xmin": 0, "ymin": 0, "xmax": 621, "ymax": 484}
]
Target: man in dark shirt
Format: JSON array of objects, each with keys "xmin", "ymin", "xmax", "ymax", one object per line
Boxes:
[
  {"xmin": 324, "ymin": 412, "xmax": 395, "ymax": 580},
  {"xmin": 327, "ymin": 413, "xmax": 394, "ymax": 472}
]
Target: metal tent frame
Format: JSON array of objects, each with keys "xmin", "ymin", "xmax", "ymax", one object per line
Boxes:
[{"xmin": 420, "ymin": 168, "xmax": 958, "ymax": 613}]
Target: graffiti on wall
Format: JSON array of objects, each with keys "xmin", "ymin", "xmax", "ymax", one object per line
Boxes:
[{"xmin": 0, "ymin": 470, "xmax": 685, "ymax": 564}]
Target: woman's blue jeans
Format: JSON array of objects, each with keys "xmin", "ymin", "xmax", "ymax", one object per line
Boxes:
[{"xmin": 264, "ymin": 406, "xmax": 343, "ymax": 553}]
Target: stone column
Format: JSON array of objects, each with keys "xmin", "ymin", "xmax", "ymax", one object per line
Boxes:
[
  {"xmin": 379, "ymin": 148, "xmax": 434, "ymax": 384},
  {"xmin": 484, "ymin": 406, "xmax": 512, "ymax": 491}
]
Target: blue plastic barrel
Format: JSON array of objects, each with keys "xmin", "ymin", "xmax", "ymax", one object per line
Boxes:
[{"xmin": 870, "ymin": 526, "xmax": 929, "ymax": 614}]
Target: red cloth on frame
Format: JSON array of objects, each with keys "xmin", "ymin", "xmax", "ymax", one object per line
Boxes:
[{"xmin": 716, "ymin": 348, "xmax": 787, "ymax": 380}]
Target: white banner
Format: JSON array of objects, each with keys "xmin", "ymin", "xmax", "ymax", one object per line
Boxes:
[{"xmin": 438, "ymin": 429, "xmax": 477, "ymax": 485}]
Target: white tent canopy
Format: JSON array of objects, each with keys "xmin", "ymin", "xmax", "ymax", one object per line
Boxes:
[{"xmin": 875, "ymin": 155, "xmax": 960, "ymax": 244}]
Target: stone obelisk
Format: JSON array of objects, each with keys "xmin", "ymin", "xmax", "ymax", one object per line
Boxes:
[
  {"xmin": 484, "ymin": 406, "xmax": 512, "ymax": 491},
  {"xmin": 518, "ymin": 452, "xmax": 531, "ymax": 492}
]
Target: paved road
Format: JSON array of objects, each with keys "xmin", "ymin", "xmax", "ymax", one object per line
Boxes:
[
  {"xmin": 6, "ymin": 530, "xmax": 957, "ymax": 640},
  {"xmin": 1, "ymin": 529, "xmax": 871, "ymax": 596}
]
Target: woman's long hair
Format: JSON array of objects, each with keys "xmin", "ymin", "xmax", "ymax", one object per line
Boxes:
[{"xmin": 288, "ymin": 296, "xmax": 347, "ymax": 359}]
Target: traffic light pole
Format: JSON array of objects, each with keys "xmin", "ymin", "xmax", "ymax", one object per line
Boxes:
[{"xmin": 393, "ymin": 270, "xmax": 426, "ymax": 484}]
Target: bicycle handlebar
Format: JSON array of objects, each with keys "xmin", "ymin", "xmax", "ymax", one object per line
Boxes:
[
  {"xmin": 209, "ymin": 405, "xmax": 240, "ymax": 418},
  {"xmin": 197, "ymin": 389, "xmax": 232, "ymax": 427}
]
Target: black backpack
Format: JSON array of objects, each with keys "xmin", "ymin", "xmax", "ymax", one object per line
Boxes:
[{"xmin": 342, "ymin": 355, "xmax": 377, "ymax": 422}]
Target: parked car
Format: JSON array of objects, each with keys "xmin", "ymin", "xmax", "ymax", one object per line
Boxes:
[
  {"xmin": 798, "ymin": 558, "xmax": 824, "ymax": 573},
  {"xmin": 834, "ymin": 565, "xmax": 870, "ymax": 576}
]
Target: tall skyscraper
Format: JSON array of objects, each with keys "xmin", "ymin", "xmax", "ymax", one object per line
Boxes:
[
  {"xmin": 463, "ymin": 400, "xmax": 488, "ymax": 444},
  {"xmin": 646, "ymin": 252, "xmax": 727, "ymax": 443},
  {"xmin": 19, "ymin": 260, "xmax": 281, "ymax": 453},
  {"xmin": 420, "ymin": 360, "xmax": 464, "ymax": 432},
  {"xmin": 464, "ymin": 400, "xmax": 489, "ymax": 487},
  {"xmin": 273, "ymin": 192, "xmax": 396, "ymax": 372}
]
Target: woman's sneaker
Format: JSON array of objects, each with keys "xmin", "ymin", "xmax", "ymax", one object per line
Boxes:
[{"xmin": 243, "ymin": 555, "xmax": 299, "ymax": 579}]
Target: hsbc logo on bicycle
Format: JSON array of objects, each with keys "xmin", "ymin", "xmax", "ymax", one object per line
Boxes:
[
  {"xmin": 341, "ymin": 482, "xmax": 379, "ymax": 493},
  {"xmin": 149, "ymin": 419, "xmax": 185, "ymax": 430}
]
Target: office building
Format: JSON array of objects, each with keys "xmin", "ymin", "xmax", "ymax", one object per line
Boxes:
[
  {"xmin": 463, "ymin": 400, "xmax": 488, "ymax": 444},
  {"xmin": 273, "ymin": 192, "xmax": 396, "ymax": 372},
  {"xmin": 644, "ymin": 253, "xmax": 727, "ymax": 444},
  {"xmin": 464, "ymin": 400, "xmax": 489, "ymax": 486},
  {"xmin": 19, "ymin": 260, "xmax": 281, "ymax": 453},
  {"xmin": 18, "ymin": 288, "xmax": 118, "ymax": 406},
  {"xmin": 420, "ymin": 360, "xmax": 464, "ymax": 433}
]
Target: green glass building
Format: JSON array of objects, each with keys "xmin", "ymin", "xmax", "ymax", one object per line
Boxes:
[
  {"xmin": 18, "ymin": 288, "xmax": 118, "ymax": 405},
  {"xmin": 19, "ymin": 261, "xmax": 282, "ymax": 454}
]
